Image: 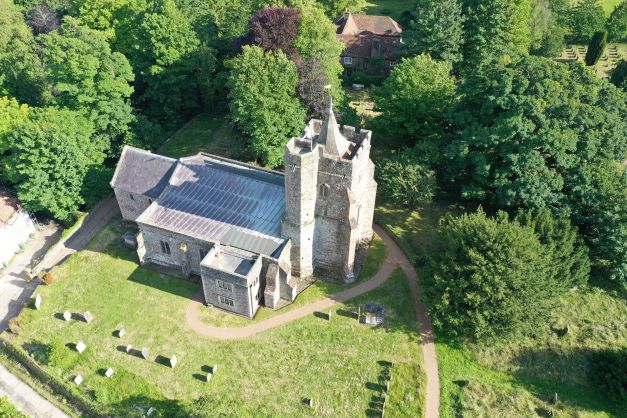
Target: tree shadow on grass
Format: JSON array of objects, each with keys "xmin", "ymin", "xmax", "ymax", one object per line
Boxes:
[
  {"xmin": 507, "ymin": 346, "xmax": 626, "ymax": 417},
  {"xmin": 111, "ymin": 395, "xmax": 185, "ymax": 418},
  {"xmin": 22, "ymin": 340, "xmax": 50, "ymax": 365},
  {"xmin": 126, "ymin": 265, "xmax": 200, "ymax": 300}
]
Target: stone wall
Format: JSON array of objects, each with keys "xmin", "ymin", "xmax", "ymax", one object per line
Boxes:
[{"xmin": 113, "ymin": 188, "xmax": 153, "ymax": 222}]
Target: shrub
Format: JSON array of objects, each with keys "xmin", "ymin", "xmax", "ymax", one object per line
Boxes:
[
  {"xmin": 0, "ymin": 396, "xmax": 28, "ymax": 418},
  {"xmin": 376, "ymin": 147, "xmax": 437, "ymax": 208},
  {"xmin": 42, "ymin": 272, "xmax": 54, "ymax": 285},
  {"xmin": 591, "ymin": 348, "xmax": 627, "ymax": 401},
  {"xmin": 585, "ymin": 30, "xmax": 607, "ymax": 66}
]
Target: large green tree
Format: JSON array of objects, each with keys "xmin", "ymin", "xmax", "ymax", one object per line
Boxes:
[
  {"xmin": 568, "ymin": 0, "xmax": 606, "ymax": 42},
  {"xmin": 372, "ymin": 55, "xmax": 456, "ymax": 144},
  {"xmin": 0, "ymin": 96, "xmax": 28, "ymax": 154},
  {"xmin": 40, "ymin": 17, "xmax": 134, "ymax": 153},
  {"xmin": 125, "ymin": 0, "xmax": 208, "ymax": 126},
  {"xmin": 0, "ymin": 0, "xmax": 45, "ymax": 104},
  {"xmin": 607, "ymin": 0, "xmax": 627, "ymax": 42},
  {"xmin": 460, "ymin": 0, "xmax": 532, "ymax": 72},
  {"xmin": 227, "ymin": 45, "xmax": 305, "ymax": 167},
  {"xmin": 447, "ymin": 55, "xmax": 627, "ymax": 285},
  {"xmin": 529, "ymin": 0, "xmax": 566, "ymax": 57},
  {"xmin": 6, "ymin": 107, "xmax": 103, "ymax": 221},
  {"xmin": 425, "ymin": 209, "xmax": 578, "ymax": 342},
  {"xmin": 403, "ymin": 0, "xmax": 465, "ymax": 66}
]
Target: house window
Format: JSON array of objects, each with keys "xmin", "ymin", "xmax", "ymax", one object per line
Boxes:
[
  {"xmin": 199, "ymin": 248, "xmax": 208, "ymax": 260},
  {"xmin": 129, "ymin": 194, "xmax": 134, "ymax": 201},
  {"xmin": 217, "ymin": 280, "xmax": 233, "ymax": 291},
  {"xmin": 219, "ymin": 296, "xmax": 234, "ymax": 306},
  {"xmin": 160, "ymin": 240, "xmax": 171, "ymax": 255},
  {"xmin": 343, "ymin": 56, "xmax": 352, "ymax": 65},
  {"xmin": 319, "ymin": 183, "xmax": 329, "ymax": 197}
]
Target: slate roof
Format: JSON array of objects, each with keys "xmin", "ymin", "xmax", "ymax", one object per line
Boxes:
[
  {"xmin": 110, "ymin": 146, "xmax": 177, "ymax": 199},
  {"xmin": 336, "ymin": 13, "xmax": 402, "ymax": 36},
  {"xmin": 136, "ymin": 154, "xmax": 286, "ymax": 257},
  {"xmin": 337, "ymin": 34, "xmax": 401, "ymax": 60}
]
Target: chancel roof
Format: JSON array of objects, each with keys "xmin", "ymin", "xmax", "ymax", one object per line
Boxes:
[
  {"xmin": 136, "ymin": 154, "xmax": 286, "ymax": 257},
  {"xmin": 110, "ymin": 146, "xmax": 177, "ymax": 199}
]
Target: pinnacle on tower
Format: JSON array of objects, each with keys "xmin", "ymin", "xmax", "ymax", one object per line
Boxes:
[{"xmin": 318, "ymin": 97, "xmax": 350, "ymax": 157}]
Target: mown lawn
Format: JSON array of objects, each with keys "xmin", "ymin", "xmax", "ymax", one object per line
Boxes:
[
  {"xmin": 375, "ymin": 201, "xmax": 627, "ymax": 418},
  {"xmin": 198, "ymin": 233, "xmax": 388, "ymax": 328},
  {"xmin": 7, "ymin": 220, "xmax": 425, "ymax": 417},
  {"xmin": 363, "ymin": 0, "xmax": 410, "ymax": 20}
]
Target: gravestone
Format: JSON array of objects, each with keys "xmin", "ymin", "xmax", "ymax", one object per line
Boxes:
[
  {"xmin": 212, "ymin": 364, "xmax": 218, "ymax": 373},
  {"xmin": 76, "ymin": 341, "xmax": 86, "ymax": 353},
  {"xmin": 206, "ymin": 373, "xmax": 212, "ymax": 382},
  {"xmin": 126, "ymin": 344, "xmax": 133, "ymax": 353},
  {"xmin": 34, "ymin": 294, "xmax": 42, "ymax": 310},
  {"xmin": 74, "ymin": 375, "xmax": 83, "ymax": 385},
  {"xmin": 117, "ymin": 328, "xmax": 126, "ymax": 338},
  {"xmin": 83, "ymin": 311, "xmax": 94, "ymax": 323},
  {"xmin": 105, "ymin": 368, "xmax": 114, "ymax": 378},
  {"xmin": 147, "ymin": 407, "xmax": 156, "ymax": 416},
  {"xmin": 63, "ymin": 311, "xmax": 71, "ymax": 321},
  {"xmin": 169, "ymin": 354, "xmax": 177, "ymax": 368},
  {"xmin": 141, "ymin": 347, "xmax": 149, "ymax": 360},
  {"xmin": 328, "ymin": 310, "xmax": 332, "ymax": 320}
]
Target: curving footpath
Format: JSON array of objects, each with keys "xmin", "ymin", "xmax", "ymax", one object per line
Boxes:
[{"xmin": 186, "ymin": 224, "xmax": 440, "ymax": 417}]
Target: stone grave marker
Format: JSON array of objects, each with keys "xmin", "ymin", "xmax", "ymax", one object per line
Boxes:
[
  {"xmin": 126, "ymin": 344, "xmax": 133, "ymax": 353},
  {"xmin": 141, "ymin": 347, "xmax": 149, "ymax": 360},
  {"xmin": 76, "ymin": 341, "xmax": 87, "ymax": 353},
  {"xmin": 328, "ymin": 310, "xmax": 332, "ymax": 320},
  {"xmin": 83, "ymin": 311, "xmax": 94, "ymax": 323},
  {"xmin": 147, "ymin": 407, "xmax": 156, "ymax": 416},
  {"xmin": 169, "ymin": 354, "xmax": 177, "ymax": 368},
  {"xmin": 74, "ymin": 375, "xmax": 83, "ymax": 385},
  {"xmin": 105, "ymin": 368, "xmax": 114, "ymax": 378},
  {"xmin": 206, "ymin": 373, "xmax": 212, "ymax": 382},
  {"xmin": 117, "ymin": 328, "xmax": 126, "ymax": 338},
  {"xmin": 212, "ymin": 364, "xmax": 218, "ymax": 373},
  {"xmin": 34, "ymin": 294, "xmax": 42, "ymax": 310},
  {"xmin": 63, "ymin": 311, "xmax": 71, "ymax": 321}
]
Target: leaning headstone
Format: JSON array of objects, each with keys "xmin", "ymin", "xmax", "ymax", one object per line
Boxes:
[
  {"xmin": 73, "ymin": 375, "xmax": 83, "ymax": 385},
  {"xmin": 117, "ymin": 328, "xmax": 126, "ymax": 338},
  {"xmin": 328, "ymin": 310, "xmax": 332, "ymax": 321},
  {"xmin": 105, "ymin": 368, "xmax": 114, "ymax": 378},
  {"xmin": 206, "ymin": 373, "xmax": 212, "ymax": 382},
  {"xmin": 83, "ymin": 311, "xmax": 94, "ymax": 323},
  {"xmin": 141, "ymin": 347, "xmax": 149, "ymax": 360},
  {"xmin": 147, "ymin": 407, "xmax": 156, "ymax": 416},
  {"xmin": 126, "ymin": 344, "xmax": 133, "ymax": 353},
  {"xmin": 75, "ymin": 341, "xmax": 86, "ymax": 353},
  {"xmin": 169, "ymin": 354, "xmax": 177, "ymax": 368},
  {"xmin": 63, "ymin": 311, "xmax": 71, "ymax": 321},
  {"xmin": 212, "ymin": 364, "xmax": 218, "ymax": 373},
  {"xmin": 34, "ymin": 294, "xmax": 42, "ymax": 310}
]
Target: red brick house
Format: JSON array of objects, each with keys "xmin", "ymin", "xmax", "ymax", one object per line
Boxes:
[{"xmin": 335, "ymin": 12, "xmax": 403, "ymax": 75}]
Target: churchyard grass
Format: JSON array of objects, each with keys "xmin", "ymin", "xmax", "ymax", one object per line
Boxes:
[
  {"xmin": 602, "ymin": 0, "xmax": 622, "ymax": 14},
  {"xmin": 6, "ymin": 220, "xmax": 425, "ymax": 417},
  {"xmin": 197, "ymin": 233, "xmax": 388, "ymax": 328},
  {"xmin": 364, "ymin": 0, "xmax": 410, "ymax": 20},
  {"xmin": 375, "ymin": 201, "xmax": 627, "ymax": 417}
]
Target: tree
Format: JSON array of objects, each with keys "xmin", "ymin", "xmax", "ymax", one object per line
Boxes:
[
  {"xmin": 372, "ymin": 55, "xmax": 456, "ymax": 144},
  {"xmin": 610, "ymin": 59, "xmax": 627, "ymax": 90},
  {"xmin": 606, "ymin": 0, "xmax": 627, "ymax": 42},
  {"xmin": 245, "ymin": 7, "xmax": 300, "ymax": 57},
  {"xmin": 568, "ymin": 0, "xmax": 606, "ymax": 42},
  {"xmin": 447, "ymin": 55, "xmax": 626, "ymax": 215},
  {"xmin": 0, "ymin": 96, "xmax": 28, "ymax": 154},
  {"xmin": 73, "ymin": 0, "xmax": 128, "ymax": 42},
  {"xmin": 585, "ymin": 30, "xmax": 607, "ymax": 65},
  {"xmin": 403, "ymin": 0, "xmax": 465, "ymax": 66},
  {"xmin": 460, "ymin": 0, "xmax": 532, "ymax": 72},
  {"xmin": 567, "ymin": 161, "xmax": 627, "ymax": 288},
  {"xmin": 376, "ymin": 147, "xmax": 438, "ymax": 208},
  {"xmin": 126, "ymin": 0, "xmax": 206, "ymax": 127},
  {"xmin": 227, "ymin": 46, "xmax": 305, "ymax": 167},
  {"xmin": 0, "ymin": 0, "xmax": 45, "ymax": 104},
  {"xmin": 316, "ymin": 0, "xmax": 366, "ymax": 19},
  {"xmin": 296, "ymin": 57, "xmax": 329, "ymax": 118},
  {"xmin": 529, "ymin": 0, "xmax": 566, "ymax": 57},
  {"xmin": 591, "ymin": 348, "xmax": 627, "ymax": 401},
  {"xmin": 39, "ymin": 17, "xmax": 134, "ymax": 153},
  {"xmin": 6, "ymin": 108, "xmax": 103, "ymax": 221},
  {"xmin": 425, "ymin": 209, "xmax": 566, "ymax": 342},
  {"xmin": 515, "ymin": 209, "xmax": 590, "ymax": 287},
  {"xmin": 26, "ymin": 4, "xmax": 59, "ymax": 34}
]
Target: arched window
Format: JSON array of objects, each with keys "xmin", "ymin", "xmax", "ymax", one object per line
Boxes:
[{"xmin": 319, "ymin": 183, "xmax": 329, "ymax": 197}]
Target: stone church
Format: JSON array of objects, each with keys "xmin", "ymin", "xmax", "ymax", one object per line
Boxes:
[{"xmin": 111, "ymin": 103, "xmax": 377, "ymax": 318}]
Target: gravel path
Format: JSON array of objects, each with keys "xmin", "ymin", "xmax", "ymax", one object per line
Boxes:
[{"xmin": 186, "ymin": 224, "xmax": 441, "ymax": 417}]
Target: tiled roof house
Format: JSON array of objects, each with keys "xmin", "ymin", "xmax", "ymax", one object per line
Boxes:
[{"xmin": 335, "ymin": 12, "xmax": 403, "ymax": 74}]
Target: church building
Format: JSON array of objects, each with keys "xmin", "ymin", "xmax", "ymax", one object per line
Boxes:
[{"xmin": 110, "ymin": 103, "xmax": 377, "ymax": 318}]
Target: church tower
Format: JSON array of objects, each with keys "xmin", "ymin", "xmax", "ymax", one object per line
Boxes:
[{"xmin": 283, "ymin": 100, "xmax": 377, "ymax": 281}]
